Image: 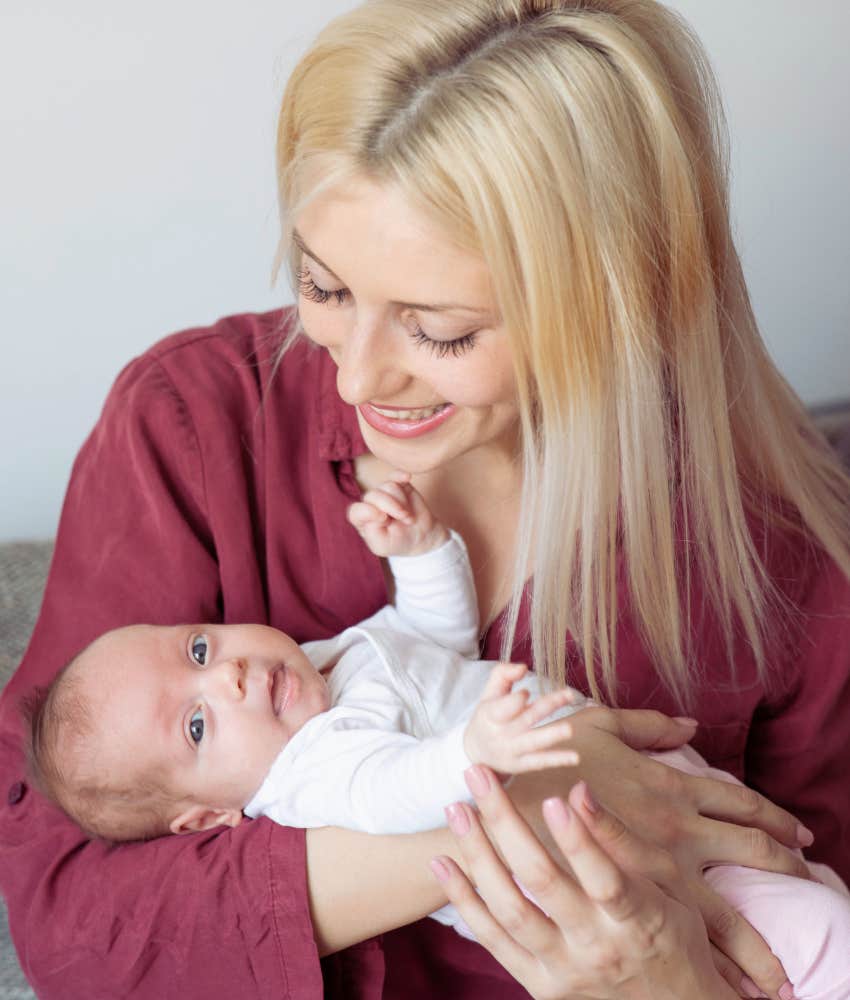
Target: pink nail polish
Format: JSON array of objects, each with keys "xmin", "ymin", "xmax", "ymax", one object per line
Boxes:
[
  {"xmin": 577, "ymin": 781, "xmax": 598, "ymax": 814},
  {"xmin": 796, "ymin": 823, "xmax": 814, "ymax": 847},
  {"xmin": 673, "ymin": 716, "xmax": 699, "ymax": 727},
  {"xmin": 445, "ymin": 803, "xmax": 471, "ymax": 836},
  {"xmin": 778, "ymin": 983, "xmax": 796, "ymax": 1000},
  {"xmin": 464, "ymin": 765, "xmax": 491, "ymax": 797},
  {"xmin": 429, "ymin": 858, "xmax": 450, "ymax": 883},
  {"xmin": 542, "ymin": 797, "xmax": 571, "ymax": 828}
]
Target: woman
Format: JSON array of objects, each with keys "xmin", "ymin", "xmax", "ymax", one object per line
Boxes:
[{"xmin": 1, "ymin": 0, "xmax": 848, "ymax": 997}]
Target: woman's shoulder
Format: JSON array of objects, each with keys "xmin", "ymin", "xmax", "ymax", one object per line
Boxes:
[
  {"xmin": 117, "ymin": 306, "xmax": 308, "ymax": 393},
  {"xmin": 100, "ymin": 306, "xmax": 348, "ymax": 434}
]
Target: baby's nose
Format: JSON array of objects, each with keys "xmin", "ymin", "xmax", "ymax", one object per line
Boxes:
[{"xmin": 215, "ymin": 658, "xmax": 247, "ymax": 698}]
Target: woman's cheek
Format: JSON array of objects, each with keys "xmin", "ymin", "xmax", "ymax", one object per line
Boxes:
[{"xmin": 298, "ymin": 301, "xmax": 340, "ymax": 352}]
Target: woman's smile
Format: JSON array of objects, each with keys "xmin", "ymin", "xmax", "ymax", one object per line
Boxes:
[{"xmin": 358, "ymin": 401, "xmax": 455, "ymax": 438}]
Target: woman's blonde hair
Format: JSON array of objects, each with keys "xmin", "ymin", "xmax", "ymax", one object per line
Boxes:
[{"xmin": 275, "ymin": 0, "xmax": 850, "ymax": 708}]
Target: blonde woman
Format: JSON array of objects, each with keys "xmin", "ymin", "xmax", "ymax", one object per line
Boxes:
[{"xmin": 2, "ymin": 1, "xmax": 848, "ymax": 998}]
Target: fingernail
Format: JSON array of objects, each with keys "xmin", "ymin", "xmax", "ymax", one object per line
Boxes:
[
  {"xmin": 779, "ymin": 983, "xmax": 796, "ymax": 1000},
  {"xmin": 673, "ymin": 716, "xmax": 699, "ymax": 727},
  {"xmin": 429, "ymin": 857, "xmax": 450, "ymax": 883},
  {"xmin": 577, "ymin": 780, "xmax": 598, "ymax": 814},
  {"xmin": 739, "ymin": 977, "xmax": 761, "ymax": 998},
  {"xmin": 445, "ymin": 803, "xmax": 471, "ymax": 836},
  {"xmin": 464, "ymin": 765, "xmax": 491, "ymax": 798},
  {"xmin": 796, "ymin": 823, "xmax": 814, "ymax": 847},
  {"xmin": 542, "ymin": 797, "xmax": 571, "ymax": 828}
]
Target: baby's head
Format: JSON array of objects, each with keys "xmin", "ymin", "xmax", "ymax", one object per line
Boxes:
[{"xmin": 25, "ymin": 623, "xmax": 330, "ymax": 841}]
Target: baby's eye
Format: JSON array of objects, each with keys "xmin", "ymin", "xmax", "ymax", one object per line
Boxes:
[
  {"xmin": 188, "ymin": 707, "xmax": 205, "ymax": 745},
  {"xmin": 190, "ymin": 634, "xmax": 209, "ymax": 665}
]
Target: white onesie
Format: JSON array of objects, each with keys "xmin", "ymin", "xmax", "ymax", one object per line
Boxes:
[{"xmin": 244, "ymin": 531, "xmax": 568, "ymax": 933}]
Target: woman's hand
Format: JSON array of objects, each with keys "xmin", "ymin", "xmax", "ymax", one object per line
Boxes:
[
  {"xmin": 506, "ymin": 708, "xmax": 806, "ymax": 998},
  {"xmin": 433, "ymin": 770, "xmax": 739, "ymax": 1000}
]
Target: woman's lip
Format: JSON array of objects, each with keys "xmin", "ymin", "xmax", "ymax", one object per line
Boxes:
[{"xmin": 358, "ymin": 402, "xmax": 455, "ymax": 439}]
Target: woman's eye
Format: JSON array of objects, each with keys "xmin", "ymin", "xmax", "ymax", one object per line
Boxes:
[
  {"xmin": 409, "ymin": 324, "xmax": 477, "ymax": 359},
  {"xmin": 188, "ymin": 708, "xmax": 204, "ymax": 745},
  {"xmin": 190, "ymin": 635, "xmax": 208, "ymax": 665},
  {"xmin": 296, "ymin": 267, "xmax": 349, "ymax": 306}
]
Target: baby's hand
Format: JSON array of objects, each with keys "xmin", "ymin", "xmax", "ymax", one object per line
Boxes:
[
  {"xmin": 463, "ymin": 663, "xmax": 579, "ymax": 774},
  {"xmin": 347, "ymin": 471, "xmax": 450, "ymax": 558}
]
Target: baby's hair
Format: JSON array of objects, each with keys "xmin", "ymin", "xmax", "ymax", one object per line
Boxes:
[{"xmin": 22, "ymin": 645, "xmax": 175, "ymax": 842}]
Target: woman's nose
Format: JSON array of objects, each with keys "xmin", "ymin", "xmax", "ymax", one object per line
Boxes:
[{"xmin": 334, "ymin": 319, "xmax": 407, "ymax": 405}]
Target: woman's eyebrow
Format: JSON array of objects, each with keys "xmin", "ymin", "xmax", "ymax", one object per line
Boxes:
[
  {"xmin": 292, "ymin": 229, "xmax": 492, "ymax": 315},
  {"xmin": 292, "ymin": 230, "xmax": 340, "ymax": 279}
]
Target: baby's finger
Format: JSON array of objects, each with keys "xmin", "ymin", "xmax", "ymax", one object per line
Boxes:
[
  {"xmin": 481, "ymin": 662, "xmax": 527, "ymax": 702},
  {"xmin": 515, "ymin": 749, "xmax": 580, "ymax": 771},
  {"xmin": 347, "ymin": 501, "xmax": 388, "ymax": 530},
  {"xmin": 518, "ymin": 689, "xmax": 576, "ymax": 729},
  {"xmin": 513, "ymin": 719, "xmax": 574, "ymax": 755},
  {"xmin": 360, "ymin": 485, "xmax": 414, "ymax": 524},
  {"xmin": 487, "ymin": 689, "xmax": 530, "ymax": 722}
]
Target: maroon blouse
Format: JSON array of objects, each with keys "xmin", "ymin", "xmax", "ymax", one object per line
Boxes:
[{"xmin": 1, "ymin": 309, "xmax": 848, "ymax": 998}]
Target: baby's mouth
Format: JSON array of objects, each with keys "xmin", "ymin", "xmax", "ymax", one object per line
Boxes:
[{"xmin": 271, "ymin": 666, "xmax": 288, "ymax": 716}]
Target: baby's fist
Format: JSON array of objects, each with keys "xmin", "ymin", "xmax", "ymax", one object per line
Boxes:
[{"xmin": 347, "ymin": 471, "xmax": 449, "ymax": 557}]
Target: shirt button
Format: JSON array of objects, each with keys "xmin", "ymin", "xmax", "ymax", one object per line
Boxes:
[{"xmin": 7, "ymin": 781, "xmax": 26, "ymax": 806}]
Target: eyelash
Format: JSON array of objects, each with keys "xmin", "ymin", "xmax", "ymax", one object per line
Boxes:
[{"xmin": 296, "ymin": 268, "xmax": 478, "ymax": 359}]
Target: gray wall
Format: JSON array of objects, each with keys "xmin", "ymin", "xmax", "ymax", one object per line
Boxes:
[{"xmin": 2, "ymin": 1, "xmax": 848, "ymax": 542}]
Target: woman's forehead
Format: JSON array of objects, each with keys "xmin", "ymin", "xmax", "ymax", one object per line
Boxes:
[{"xmin": 295, "ymin": 176, "xmax": 495, "ymax": 304}]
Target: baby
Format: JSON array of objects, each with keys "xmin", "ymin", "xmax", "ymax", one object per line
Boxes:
[
  {"xmin": 27, "ymin": 475, "xmax": 850, "ymax": 998},
  {"xmin": 26, "ymin": 472, "xmax": 579, "ymax": 847}
]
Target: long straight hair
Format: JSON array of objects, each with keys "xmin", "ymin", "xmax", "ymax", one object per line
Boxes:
[{"xmin": 275, "ymin": 0, "xmax": 850, "ymax": 708}]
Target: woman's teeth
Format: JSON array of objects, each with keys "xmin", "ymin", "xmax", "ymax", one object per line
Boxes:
[{"xmin": 370, "ymin": 404, "xmax": 448, "ymax": 421}]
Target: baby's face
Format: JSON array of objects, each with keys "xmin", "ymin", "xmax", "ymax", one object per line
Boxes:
[{"xmin": 77, "ymin": 623, "xmax": 330, "ymax": 820}]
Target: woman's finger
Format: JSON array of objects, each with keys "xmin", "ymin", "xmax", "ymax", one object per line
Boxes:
[
  {"xmin": 692, "ymin": 881, "xmax": 791, "ymax": 1000},
  {"xmin": 600, "ymin": 706, "xmax": 700, "ymax": 751},
  {"xmin": 428, "ymin": 853, "xmax": 540, "ymax": 981},
  {"xmin": 688, "ymin": 773, "xmax": 814, "ymax": 851},
  {"xmin": 461, "ymin": 768, "xmax": 607, "ymax": 942},
  {"xmin": 444, "ymin": 799, "xmax": 568, "ymax": 953},
  {"xmin": 689, "ymin": 815, "xmax": 811, "ymax": 882},
  {"xmin": 709, "ymin": 944, "xmax": 750, "ymax": 997}
]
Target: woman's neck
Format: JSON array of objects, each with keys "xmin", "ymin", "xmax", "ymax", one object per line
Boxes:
[{"xmin": 354, "ymin": 445, "xmax": 525, "ymax": 629}]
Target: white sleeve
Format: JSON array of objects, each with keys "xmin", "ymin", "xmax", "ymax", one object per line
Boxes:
[
  {"xmin": 385, "ymin": 530, "xmax": 480, "ymax": 656},
  {"xmin": 256, "ymin": 721, "xmax": 473, "ymax": 835}
]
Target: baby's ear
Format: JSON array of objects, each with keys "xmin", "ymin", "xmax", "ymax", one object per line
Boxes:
[{"xmin": 169, "ymin": 803, "xmax": 243, "ymax": 835}]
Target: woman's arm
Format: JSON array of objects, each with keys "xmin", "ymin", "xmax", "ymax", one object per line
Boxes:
[{"xmin": 306, "ymin": 825, "xmax": 459, "ymax": 955}]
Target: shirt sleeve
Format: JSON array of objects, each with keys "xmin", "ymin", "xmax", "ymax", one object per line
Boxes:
[
  {"xmin": 745, "ymin": 552, "xmax": 850, "ymax": 883},
  {"xmin": 0, "ymin": 350, "xmax": 322, "ymax": 999},
  {"xmin": 258, "ymin": 717, "xmax": 472, "ymax": 836},
  {"xmin": 385, "ymin": 531, "xmax": 480, "ymax": 656}
]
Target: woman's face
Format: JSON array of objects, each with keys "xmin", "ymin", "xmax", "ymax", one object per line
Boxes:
[{"xmin": 293, "ymin": 175, "xmax": 520, "ymax": 475}]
